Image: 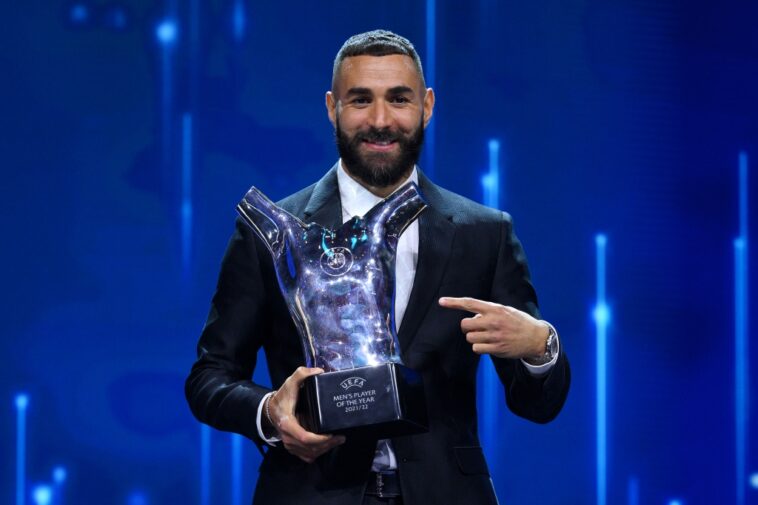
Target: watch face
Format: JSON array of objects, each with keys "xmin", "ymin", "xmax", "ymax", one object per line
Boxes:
[{"xmin": 547, "ymin": 328, "xmax": 558, "ymax": 357}]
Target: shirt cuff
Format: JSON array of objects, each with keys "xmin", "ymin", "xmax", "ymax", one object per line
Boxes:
[
  {"xmin": 256, "ymin": 391, "xmax": 281, "ymax": 446},
  {"xmin": 520, "ymin": 322, "xmax": 560, "ymax": 377}
]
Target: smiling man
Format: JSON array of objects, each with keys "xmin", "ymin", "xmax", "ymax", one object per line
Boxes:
[
  {"xmin": 186, "ymin": 30, "xmax": 570, "ymax": 505},
  {"xmin": 329, "ymin": 52, "xmax": 432, "ymax": 197}
]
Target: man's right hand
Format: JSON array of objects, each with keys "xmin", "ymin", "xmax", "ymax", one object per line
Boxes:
[{"xmin": 265, "ymin": 366, "xmax": 346, "ymax": 463}]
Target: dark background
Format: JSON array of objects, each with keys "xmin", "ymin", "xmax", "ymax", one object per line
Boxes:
[{"xmin": 1, "ymin": 0, "xmax": 757, "ymax": 504}]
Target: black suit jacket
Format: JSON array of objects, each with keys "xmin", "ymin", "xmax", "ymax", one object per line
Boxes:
[{"xmin": 185, "ymin": 165, "xmax": 570, "ymax": 505}]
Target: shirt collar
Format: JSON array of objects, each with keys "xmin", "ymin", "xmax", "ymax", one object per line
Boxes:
[{"xmin": 337, "ymin": 159, "xmax": 419, "ymax": 218}]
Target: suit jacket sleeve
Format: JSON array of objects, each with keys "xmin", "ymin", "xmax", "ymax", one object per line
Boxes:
[
  {"xmin": 489, "ymin": 213, "xmax": 570, "ymax": 423},
  {"xmin": 185, "ymin": 217, "xmax": 272, "ymax": 446}
]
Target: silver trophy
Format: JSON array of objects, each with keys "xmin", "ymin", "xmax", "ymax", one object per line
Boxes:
[{"xmin": 237, "ymin": 182, "xmax": 428, "ymax": 437}]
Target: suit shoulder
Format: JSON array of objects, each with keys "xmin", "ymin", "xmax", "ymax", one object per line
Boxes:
[
  {"xmin": 275, "ymin": 182, "xmax": 318, "ymax": 215},
  {"xmin": 431, "ymin": 185, "xmax": 512, "ymax": 226}
]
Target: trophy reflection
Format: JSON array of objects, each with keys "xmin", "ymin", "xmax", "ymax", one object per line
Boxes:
[{"xmin": 237, "ymin": 182, "xmax": 428, "ymax": 438}]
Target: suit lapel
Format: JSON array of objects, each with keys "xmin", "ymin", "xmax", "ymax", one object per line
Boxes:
[
  {"xmin": 302, "ymin": 164, "xmax": 342, "ymax": 229},
  {"xmin": 398, "ymin": 172, "xmax": 456, "ymax": 354}
]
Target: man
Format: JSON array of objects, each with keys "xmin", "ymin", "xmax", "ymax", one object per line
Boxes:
[{"xmin": 186, "ymin": 30, "xmax": 570, "ymax": 505}]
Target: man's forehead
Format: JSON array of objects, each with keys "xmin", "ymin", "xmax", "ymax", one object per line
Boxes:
[{"xmin": 336, "ymin": 54, "xmax": 422, "ymax": 92}]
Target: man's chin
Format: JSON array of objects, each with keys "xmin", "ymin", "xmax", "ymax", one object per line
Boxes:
[
  {"xmin": 363, "ymin": 170, "xmax": 410, "ymax": 188},
  {"xmin": 358, "ymin": 145, "xmax": 399, "ymax": 161}
]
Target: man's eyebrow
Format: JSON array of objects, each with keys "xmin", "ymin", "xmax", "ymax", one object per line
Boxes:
[
  {"xmin": 344, "ymin": 86, "xmax": 415, "ymax": 97},
  {"xmin": 387, "ymin": 86, "xmax": 414, "ymax": 95},
  {"xmin": 345, "ymin": 87, "xmax": 372, "ymax": 97}
]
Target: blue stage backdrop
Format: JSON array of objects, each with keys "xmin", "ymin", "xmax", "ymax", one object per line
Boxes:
[{"xmin": 1, "ymin": 1, "xmax": 757, "ymax": 504}]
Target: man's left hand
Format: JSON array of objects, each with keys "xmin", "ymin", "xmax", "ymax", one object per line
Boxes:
[{"xmin": 438, "ymin": 296, "xmax": 549, "ymax": 359}]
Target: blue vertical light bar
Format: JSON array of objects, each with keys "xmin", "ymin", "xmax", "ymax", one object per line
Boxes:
[
  {"xmin": 593, "ymin": 234, "xmax": 609, "ymax": 505},
  {"xmin": 189, "ymin": 0, "xmax": 199, "ymax": 108},
  {"xmin": 481, "ymin": 140, "xmax": 500, "ymax": 208},
  {"xmin": 15, "ymin": 394, "xmax": 29, "ymax": 505},
  {"xmin": 740, "ymin": 151, "xmax": 749, "ymax": 244},
  {"xmin": 201, "ymin": 424, "xmax": 211, "ymax": 505},
  {"xmin": 735, "ymin": 151, "xmax": 749, "ymax": 505},
  {"xmin": 181, "ymin": 113, "xmax": 193, "ymax": 277},
  {"xmin": 52, "ymin": 466, "xmax": 66, "ymax": 505},
  {"xmin": 627, "ymin": 476, "xmax": 638, "ymax": 505},
  {"xmin": 478, "ymin": 139, "xmax": 501, "ymax": 464},
  {"xmin": 156, "ymin": 18, "xmax": 177, "ymax": 169},
  {"xmin": 423, "ymin": 0, "xmax": 436, "ymax": 177},
  {"xmin": 232, "ymin": 0, "xmax": 246, "ymax": 42},
  {"xmin": 231, "ymin": 434, "xmax": 242, "ymax": 505}
]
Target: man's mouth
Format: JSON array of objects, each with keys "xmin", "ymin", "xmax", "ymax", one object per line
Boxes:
[{"xmin": 362, "ymin": 139, "xmax": 398, "ymax": 151}]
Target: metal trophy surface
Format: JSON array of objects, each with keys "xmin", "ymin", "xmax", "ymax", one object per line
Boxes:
[{"xmin": 236, "ymin": 181, "xmax": 428, "ymax": 438}]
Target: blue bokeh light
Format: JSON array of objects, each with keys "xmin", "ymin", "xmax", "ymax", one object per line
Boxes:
[
  {"xmin": 52, "ymin": 466, "xmax": 67, "ymax": 484},
  {"xmin": 68, "ymin": 3, "xmax": 89, "ymax": 24},
  {"xmin": 232, "ymin": 0, "xmax": 246, "ymax": 41},
  {"xmin": 127, "ymin": 490, "xmax": 148, "ymax": 505},
  {"xmin": 668, "ymin": 500, "xmax": 683, "ymax": 505},
  {"xmin": 15, "ymin": 393, "xmax": 29, "ymax": 410},
  {"xmin": 155, "ymin": 19, "xmax": 178, "ymax": 45},
  {"xmin": 32, "ymin": 485, "xmax": 52, "ymax": 505},
  {"xmin": 104, "ymin": 5, "xmax": 128, "ymax": 30},
  {"xmin": 593, "ymin": 303, "xmax": 611, "ymax": 326},
  {"xmin": 750, "ymin": 472, "xmax": 758, "ymax": 489}
]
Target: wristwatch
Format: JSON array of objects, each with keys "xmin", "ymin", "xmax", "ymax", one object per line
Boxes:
[
  {"xmin": 524, "ymin": 322, "xmax": 559, "ymax": 366},
  {"xmin": 544, "ymin": 323, "xmax": 558, "ymax": 360}
]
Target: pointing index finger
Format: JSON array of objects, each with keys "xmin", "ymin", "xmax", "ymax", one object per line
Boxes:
[{"xmin": 438, "ymin": 296, "xmax": 495, "ymax": 314}]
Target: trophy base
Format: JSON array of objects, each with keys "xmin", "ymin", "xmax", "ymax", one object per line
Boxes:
[{"xmin": 297, "ymin": 363, "xmax": 428, "ymax": 439}]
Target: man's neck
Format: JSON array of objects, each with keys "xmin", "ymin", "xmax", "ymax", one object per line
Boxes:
[{"xmin": 341, "ymin": 163, "xmax": 414, "ymax": 199}]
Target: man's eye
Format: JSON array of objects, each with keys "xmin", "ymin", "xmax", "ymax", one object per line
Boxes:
[
  {"xmin": 391, "ymin": 96, "xmax": 410, "ymax": 104},
  {"xmin": 352, "ymin": 97, "xmax": 370, "ymax": 105}
]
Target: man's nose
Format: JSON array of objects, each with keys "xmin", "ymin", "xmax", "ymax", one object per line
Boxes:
[{"xmin": 368, "ymin": 101, "xmax": 391, "ymax": 129}]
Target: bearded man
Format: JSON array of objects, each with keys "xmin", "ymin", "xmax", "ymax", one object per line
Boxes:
[{"xmin": 186, "ymin": 29, "xmax": 570, "ymax": 505}]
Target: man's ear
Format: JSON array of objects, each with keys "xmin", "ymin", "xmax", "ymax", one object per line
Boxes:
[
  {"xmin": 326, "ymin": 91, "xmax": 337, "ymax": 128},
  {"xmin": 422, "ymin": 88, "xmax": 435, "ymax": 128}
]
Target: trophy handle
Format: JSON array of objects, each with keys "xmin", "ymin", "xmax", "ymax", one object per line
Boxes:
[
  {"xmin": 364, "ymin": 182, "xmax": 428, "ymax": 249},
  {"xmin": 237, "ymin": 187, "xmax": 305, "ymax": 255}
]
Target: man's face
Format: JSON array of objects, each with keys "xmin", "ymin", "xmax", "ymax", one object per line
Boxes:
[{"xmin": 326, "ymin": 54, "xmax": 435, "ymax": 188}]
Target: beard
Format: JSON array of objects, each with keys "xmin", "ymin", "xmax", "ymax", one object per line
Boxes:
[{"xmin": 335, "ymin": 115, "xmax": 425, "ymax": 188}]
